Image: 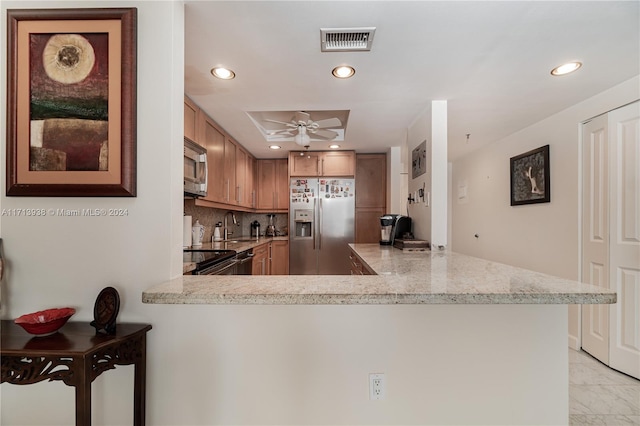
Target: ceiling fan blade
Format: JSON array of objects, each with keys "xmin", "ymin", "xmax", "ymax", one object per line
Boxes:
[
  {"xmin": 309, "ymin": 129, "xmax": 338, "ymax": 140},
  {"xmin": 263, "ymin": 118, "xmax": 296, "ymax": 128},
  {"xmin": 313, "ymin": 117, "xmax": 342, "ymax": 129},
  {"xmin": 268, "ymin": 129, "xmax": 295, "ymax": 136},
  {"xmin": 293, "ymin": 111, "xmax": 311, "ymax": 124}
]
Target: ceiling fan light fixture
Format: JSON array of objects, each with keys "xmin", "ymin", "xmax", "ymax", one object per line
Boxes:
[
  {"xmin": 294, "ymin": 132, "xmax": 311, "ymax": 147},
  {"xmin": 332, "ymin": 65, "xmax": 355, "ymax": 79},
  {"xmin": 211, "ymin": 67, "xmax": 236, "ymax": 80},
  {"xmin": 550, "ymin": 61, "xmax": 582, "ymax": 76}
]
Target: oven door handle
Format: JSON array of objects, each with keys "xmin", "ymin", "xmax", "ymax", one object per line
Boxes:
[
  {"xmin": 197, "ymin": 259, "xmax": 238, "ymax": 275},
  {"xmin": 237, "ymin": 255, "xmax": 254, "ymax": 265},
  {"xmin": 215, "ymin": 259, "xmax": 238, "ymax": 274}
]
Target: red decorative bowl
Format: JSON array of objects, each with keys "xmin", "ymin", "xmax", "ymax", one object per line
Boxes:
[{"xmin": 14, "ymin": 307, "xmax": 76, "ymax": 336}]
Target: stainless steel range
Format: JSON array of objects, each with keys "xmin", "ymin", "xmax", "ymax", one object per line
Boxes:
[{"xmin": 184, "ymin": 249, "xmax": 237, "ymax": 275}]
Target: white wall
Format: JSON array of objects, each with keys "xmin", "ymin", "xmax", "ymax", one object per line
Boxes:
[
  {"xmin": 0, "ymin": 1, "xmax": 184, "ymax": 424},
  {"xmin": 406, "ymin": 101, "xmax": 448, "ymax": 247},
  {"xmin": 406, "ymin": 106, "xmax": 431, "ymax": 241},
  {"xmin": 451, "ymin": 75, "xmax": 640, "ymax": 347}
]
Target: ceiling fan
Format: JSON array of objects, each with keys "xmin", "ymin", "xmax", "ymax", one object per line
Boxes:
[{"xmin": 263, "ymin": 111, "xmax": 342, "ymax": 148}]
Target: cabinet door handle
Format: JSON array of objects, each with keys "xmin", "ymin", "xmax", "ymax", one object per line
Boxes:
[
  {"xmin": 322, "ymin": 159, "xmax": 325, "ymax": 176},
  {"xmin": 226, "ymin": 180, "xmax": 230, "ymax": 201}
]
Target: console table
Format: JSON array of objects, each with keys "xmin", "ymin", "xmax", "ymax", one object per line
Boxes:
[{"xmin": 1, "ymin": 321, "xmax": 152, "ymax": 425}]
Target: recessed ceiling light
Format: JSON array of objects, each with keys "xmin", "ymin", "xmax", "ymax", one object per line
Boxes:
[
  {"xmin": 211, "ymin": 67, "xmax": 235, "ymax": 80},
  {"xmin": 332, "ymin": 65, "xmax": 355, "ymax": 79},
  {"xmin": 329, "ymin": 144, "xmax": 340, "ymax": 149},
  {"xmin": 269, "ymin": 145, "xmax": 281, "ymax": 150},
  {"xmin": 550, "ymin": 61, "xmax": 582, "ymax": 76}
]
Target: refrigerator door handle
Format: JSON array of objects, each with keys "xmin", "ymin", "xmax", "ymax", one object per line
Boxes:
[
  {"xmin": 318, "ymin": 197, "xmax": 322, "ymax": 250},
  {"xmin": 313, "ymin": 197, "xmax": 317, "ymax": 250}
]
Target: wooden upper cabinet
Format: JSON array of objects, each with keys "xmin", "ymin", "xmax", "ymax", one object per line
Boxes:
[
  {"xmin": 198, "ymin": 116, "xmax": 241, "ymax": 206},
  {"xmin": 184, "ymin": 96, "xmax": 199, "ymax": 142},
  {"xmin": 191, "ymin": 98, "xmax": 256, "ymax": 209},
  {"xmin": 289, "ymin": 151, "xmax": 355, "ymax": 177},
  {"xmin": 257, "ymin": 159, "xmax": 277, "ymax": 210},
  {"xmin": 276, "ymin": 159, "xmax": 289, "ymax": 209},
  {"xmin": 246, "ymin": 154, "xmax": 256, "ymax": 208},
  {"xmin": 201, "ymin": 113, "xmax": 226, "ymax": 203},
  {"xmin": 237, "ymin": 150, "xmax": 255, "ymax": 209},
  {"xmin": 289, "ymin": 152, "xmax": 321, "ymax": 176},
  {"xmin": 257, "ymin": 159, "xmax": 288, "ymax": 211},
  {"xmin": 223, "ymin": 138, "xmax": 237, "ymax": 204},
  {"xmin": 236, "ymin": 146, "xmax": 248, "ymax": 207},
  {"xmin": 321, "ymin": 151, "xmax": 355, "ymax": 176}
]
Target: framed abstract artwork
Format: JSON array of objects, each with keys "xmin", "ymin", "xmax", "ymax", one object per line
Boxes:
[
  {"xmin": 510, "ymin": 145, "xmax": 550, "ymax": 206},
  {"xmin": 6, "ymin": 8, "xmax": 137, "ymax": 196}
]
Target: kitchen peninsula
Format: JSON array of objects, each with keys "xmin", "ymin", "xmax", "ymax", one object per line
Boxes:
[
  {"xmin": 143, "ymin": 245, "xmax": 615, "ymax": 425},
  {"xmin": 146, "ymin": 244, "xmax": 614, "ymax": 305}
]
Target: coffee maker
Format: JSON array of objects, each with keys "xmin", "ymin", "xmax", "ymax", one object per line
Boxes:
[{"xmin": 379, "ymin": 214, "xmax": 412, "ymax": 245}]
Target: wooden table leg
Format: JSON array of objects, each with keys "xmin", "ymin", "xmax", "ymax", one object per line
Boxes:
[
  {"xmin": 76, "ymin": 355, "xmax": 92, "ymax": 426},
  {"xmin": 133, "ymin": 334, "xmax": 147, "ymax": 426}
]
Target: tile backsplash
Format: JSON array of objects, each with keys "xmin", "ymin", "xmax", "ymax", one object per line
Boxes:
[{"xmin": 184, "ymin": 199, "xmax": 288, "ymax": 244}]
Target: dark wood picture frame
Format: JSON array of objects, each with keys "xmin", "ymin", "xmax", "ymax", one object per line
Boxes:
[
  {"xmin": 6, "ymin": 8, "xmax": 137, "ymax": 196},
  {"xmin": 510, "ymin": 144, "xmax": 550, "ymax": 206}
]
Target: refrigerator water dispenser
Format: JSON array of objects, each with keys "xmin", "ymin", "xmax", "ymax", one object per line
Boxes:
[{"xmin": 294, "ymin": 209, "xmax": 313, "ymax": 238}]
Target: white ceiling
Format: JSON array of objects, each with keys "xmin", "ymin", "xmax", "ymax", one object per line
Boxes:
[{"xmin": 184, "ymin": 1, "xmax": 639, "ymax": 161}]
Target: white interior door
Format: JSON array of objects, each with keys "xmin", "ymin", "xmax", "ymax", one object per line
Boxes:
[
  {"xmin": 581, "ymin": 113, "xmax": 610, "ymax": 363},
  {"xmin": 608, "ymin": 101, "xmax": 640, "ymax": 379}
]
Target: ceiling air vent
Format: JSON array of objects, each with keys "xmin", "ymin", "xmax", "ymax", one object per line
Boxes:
[{"xmin": 320, "ymin": 27, "xmax": 376, "ymax": 52}]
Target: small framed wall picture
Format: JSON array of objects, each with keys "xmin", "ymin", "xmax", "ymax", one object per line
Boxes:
[
  {"xmin": 510, "ymin": 145, "xmax": 550, "ymax": 206},
  {"xmin": 412, "ymin": 140, "xmax": 427, "ymax": 179}
]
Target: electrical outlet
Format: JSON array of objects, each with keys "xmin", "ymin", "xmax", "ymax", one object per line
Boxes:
[{"xmin": 369, "ymin": 373, "xmax": 385, "ymax": 400}]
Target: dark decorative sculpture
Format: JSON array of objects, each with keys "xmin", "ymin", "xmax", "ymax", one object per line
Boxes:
[{"xmin": 90, "ymin": 286, "xmax": 120, "ymax": 334}]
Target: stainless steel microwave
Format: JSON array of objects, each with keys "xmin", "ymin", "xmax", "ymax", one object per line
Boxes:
[{"xmin": 184, "ymin": 138, "xmax": 207, "ymax": 197}]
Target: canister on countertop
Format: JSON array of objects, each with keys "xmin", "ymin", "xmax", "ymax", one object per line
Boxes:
[{"xmin": 213, "ymin": 222, "xmax": 223, "ymax": 242}]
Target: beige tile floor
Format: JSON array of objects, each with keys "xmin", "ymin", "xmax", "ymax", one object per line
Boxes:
[{"xmin": 569, "ymin": 348, "xmax": 640, "ymax": 425}]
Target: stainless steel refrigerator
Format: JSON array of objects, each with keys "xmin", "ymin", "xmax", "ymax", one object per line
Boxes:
[{"xmin": 289, "ymin": 178, "xmax": 355, "ymax": 274}]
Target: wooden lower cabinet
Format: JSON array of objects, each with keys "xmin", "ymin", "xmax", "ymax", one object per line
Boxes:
[
  {"xmin": 252, "ymin": 243, "xmax": 270, "ymax": 275},
  {"xmin": 270, "ymin": 240, "xmax": 289, "ymax": 275},
  {"xmin": 349, "ymin": 248, "xmax": 374, "ymax": 275}
]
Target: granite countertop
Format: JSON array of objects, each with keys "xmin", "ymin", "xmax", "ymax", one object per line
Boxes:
[
  {"xmin": 183, "ymin": 236, "xmax": 288, "ymax": 274},
  {"xmin": 146, "ymin": 243, "xmax": 616, "ymax": 305}
]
